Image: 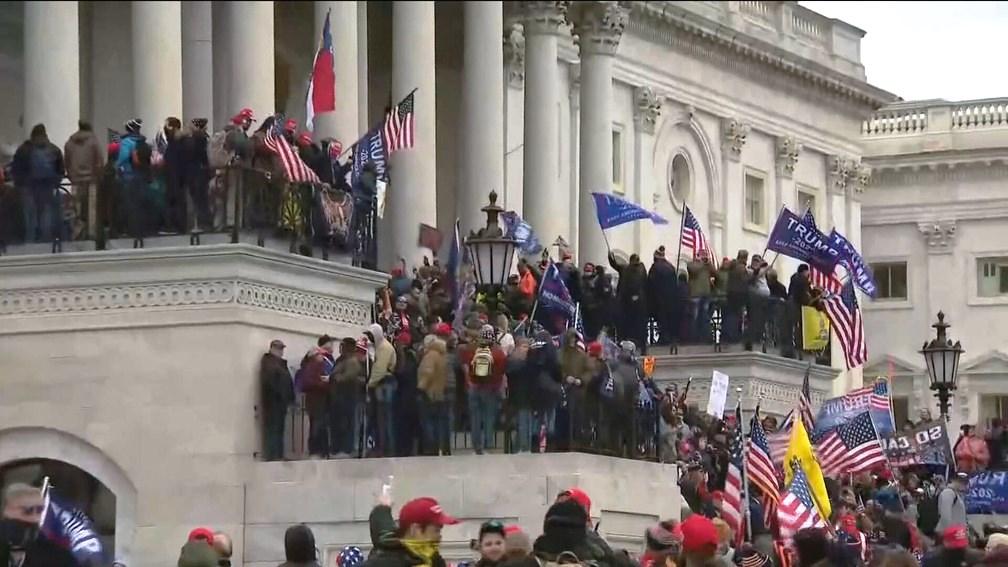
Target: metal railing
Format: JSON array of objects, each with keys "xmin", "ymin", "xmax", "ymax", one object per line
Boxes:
[{"xmin": 0, "ymin": 165, "xmax": 377, "ymax": 268}]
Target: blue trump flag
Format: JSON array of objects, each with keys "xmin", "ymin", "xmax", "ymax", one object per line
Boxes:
[
  {"xmin": 828, "ymin": 229, "xmax": 878, "ymax": 298},
  {"xmin": 351, "ymin": 126, "xmax": 388, "ymax": 188},
  {"xmin": 40, "ymin": 489, "xmax": 105, "ymax": 566},
  {"xmin": 591, "ymin": 192, "xmax": 668, "ymax": 229},
  {"xmin": 501, "ymin": 210, "xmax": 542, "ymax": 255},
  {"xmin": 766, "ymin": 208, "xmax": 841, "ymax": 273},
  {"xmin": 538, "ymin": 262, "xmax": 577, "ymax": 320}
]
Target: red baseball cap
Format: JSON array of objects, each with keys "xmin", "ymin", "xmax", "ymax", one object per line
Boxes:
[
  {"xmin": 434, "ymin": 323, "xmax": 452, "ymax": 337},
  {"xmin": 680, "ymin": 515, "xmax": 719, "ymax": 553},
  {"xmin": 558, "ymin": 488, "xmax": 591, "ymax": 516},
  {"xmin": 231, "ymin": 107, "xmax": 255, "ymax": 124},
  {"xmin": 188, "ymin": 527, "xmax": 215, "ymax": 543},
  {"xmin": 297, "ymin": 132, "xmax": 313, "ymax": 147},
  {"xmin": 398, "ymin": 497, "xmax": 458, "ymax": 529},
  {"xmin": 943, "ymin": 524, "xmax": 969, "ymax": 549},
  {"xmin": 284, "ymin": 118, "xmax": 298, "ymax": 132}
]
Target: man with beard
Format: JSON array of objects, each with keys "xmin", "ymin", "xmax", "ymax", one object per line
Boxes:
[
  {"xmin": 0, "ymin": 484, "xmax": 75, "ymax": 567},
  {"xmin": 608, "ymin": 252, "xmax": 649, "ymax": 352}
]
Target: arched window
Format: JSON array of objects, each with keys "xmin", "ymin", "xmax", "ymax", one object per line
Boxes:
[{"xmin": 668, "ymin": 153, "xmax": 691, "ymax": 206}]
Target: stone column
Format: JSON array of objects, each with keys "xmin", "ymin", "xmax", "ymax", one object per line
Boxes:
[
  {"xmin": 519, "ymin": 2, "xmax": 568, "ymax": 251},
  {"xmin": 632, "ymin": 86, "xmax": 661, "ymax": 254},
  {"xmin": 387, "ymin": 1, "xmax": 437, "ymax": 265},
  {"xmin": 24, "ymin": 1, "xmax": 79, "ymax": 145},
  {"xmin": 573, "ymin": 1, "xmax": 629, "ymax": 264},
  {"xmin": 183, "ymin": 1, "xmax": 213, "ymax": 125},
  {"xmin": 224, "ymin": 2, "xmax": 275, "ymax": 124},
  {"xmin": 720, "ymin": 117, "xmax": 749, "ymax": 256},
  {"xmin": 459, "ymin": 1, "xmax": 505, "ymax": 235},
  {"xmin": 133, "ymin": 1, "xmax": 183, "ymax": 136},
  {"xmin": 314, "ymin": 1, "xmax": 358, "ymax": 145}
]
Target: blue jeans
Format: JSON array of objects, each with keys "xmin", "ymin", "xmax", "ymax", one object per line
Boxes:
[
  {"xmin": 514, "ymin": 408, "xmax": 534, "ymax": 453},
  {"xmin": 374, "ymin": 381, "xmax": 397, "ymax": 456},
  {"xmin": 20, "ymin": 184, "xmax": 59, "ymax": 242},
  {"xmin": 467, "ymin": 389, "xmax": 501, "ymax": 453},
  {"xmin": 419, "ymin": 397, "xmax": 452, "ymax": 455}
]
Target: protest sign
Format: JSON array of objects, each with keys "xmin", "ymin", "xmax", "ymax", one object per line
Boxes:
[
  {"xmin": 881, "ymin": 420, "xmax": 954, "ymax": 467},
  {"xmin": 813, "ymin": 387, "xmax": 894, "ymax": 438},
  {"xmin": 707, "ymin": 370, "xmax": 730, "ymax": 418},
  {"xmin": 966, "ymin": 471, "xmax": 1008, "ymax": 514},
  {"xmin": 801, "ymin": 306, "xmax": 830, "ymax": 350},
  {"xmin": 642, "ymin": 356, "xmax": 656, "ymax": 377}
]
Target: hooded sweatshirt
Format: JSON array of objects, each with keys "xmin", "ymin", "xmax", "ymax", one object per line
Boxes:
[
  {"xmin": 64, "ymin": 128, "xmax": 104, "ymax": 183},
  {"xmin": 418, "ymin": 337, "xmax": 448, "ymax": 401},
  {"xmin": 368, "ymin": 323, "xmax": 398, "ymax": 389}
]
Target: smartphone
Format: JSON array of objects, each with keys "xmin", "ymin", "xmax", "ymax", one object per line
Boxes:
[{"xmin": 381, "ymin": 475, "xmax": 394, "ymax": 504}]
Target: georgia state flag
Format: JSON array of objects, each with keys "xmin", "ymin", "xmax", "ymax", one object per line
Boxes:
[{"xmin": 306, "ymin": 10, "xmax": 336, "ymax": 130}]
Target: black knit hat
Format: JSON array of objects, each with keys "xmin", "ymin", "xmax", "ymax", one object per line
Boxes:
[
  {"xmin": 125, "ymin": 118, "xmax": 142, "ymax": 133},
  {"xmin": 543, "ymin": 499, "xmax": 589, "ymax": 530},
  {"xmin": 191, "ymin": 118, "xmax": 208, "ymax": 129}
]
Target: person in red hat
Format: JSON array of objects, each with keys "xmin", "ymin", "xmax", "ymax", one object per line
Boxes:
[
  {"xmin": 678, "ymin": 514, "xmax": 720, "ymax": 566},
  {"xmin": 921, "ymin": 524, "xmax": 981, "ymax": 567},
  {"xmin": 283, "ymin": 118, "xmax": 298, "ymax": 144},
  {"xmin": 365, "ymin": 497, "xmax": 457, "ymax": 567}
]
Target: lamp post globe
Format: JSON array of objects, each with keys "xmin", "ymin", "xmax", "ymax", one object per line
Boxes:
[
  {"xmin": 464, "ymin": 191, "xmax": 517, "ymax": 318},
  {"xmin": 919, "ymin": 311, "xmax": 964, "ymax": 422}
]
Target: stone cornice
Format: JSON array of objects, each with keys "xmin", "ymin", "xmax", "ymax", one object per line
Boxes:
[
  {"xmin": 862, "ymin": 198, "xmax": 1008, "ymax": 226},
  {"xmin": 864, "ymin": 148, "xmax": 1008, "ymax": 173},
  {"xmin": 627, "ymin": 2, "xmax": 895, "ymax": 108}
]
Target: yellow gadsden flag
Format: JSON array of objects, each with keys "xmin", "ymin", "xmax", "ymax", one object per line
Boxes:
[{"xmin": 784, "ymin": 416, "xmax": 832, "ymax": 521}]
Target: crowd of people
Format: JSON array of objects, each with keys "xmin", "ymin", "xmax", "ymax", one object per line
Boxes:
[{"xmin": 0, "ymin": 113, "xmax": 377, "ymax": 263}]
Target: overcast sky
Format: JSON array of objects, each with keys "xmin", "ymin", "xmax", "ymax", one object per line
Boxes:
[{"xmin": 801, "ymin": 1, "xmax": 1008, "ymax": 102}]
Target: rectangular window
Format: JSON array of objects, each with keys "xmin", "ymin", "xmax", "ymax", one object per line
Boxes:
[
  {"xmin": 892, "ymin": 396, "xmax": 909, "ymax": 428},
  {"xmin": 978, "ymin": 257, "xmax": 1008, "ymax": 297},
  {"xmin": 981, "ymin": 395, "xmax": 1008, "ymax": 425},
  {"xmin": 796, "ymin": 188, "xmax": 818, "ymax": 218},
  {"xmin": 869, "ymin": 262, "xmax": 908, "ymax": 300},
  {"xmin": 612, "ymin": 127, "xmax": 624, "ymax": 193},
  {"xmin": 744, "ymin": 172, "xmax": 765, "ymax": 228}
]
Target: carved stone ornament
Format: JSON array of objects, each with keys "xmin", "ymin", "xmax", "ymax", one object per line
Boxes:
[
  {"xmin": 503, "ymin": 23, "xmax": 526, "ymax": 89},
  {"xmin": 828, "ymin": 155, "xmax": 853, "ymax": 193},
  {"xmin": 917, "ymin": 220, "xmax": 957, "ymax": 252},
  {"xmin": 518, "ymin": 1, "xmax": 570, "ymax": 36},
  {"xmin": 633, "ymin": 86, "xmax": 661, "ymax": 134},
  {"xmin": 722, "ymin": 118, "xmax": 750, "ymax": 161},
  {"xmin": 776, "ymin": 136, "xmax": 802, "ymax": 178},
  {"xmin": 568, "ymin": 63, "xmax": 581, "ymax": 102},
  {"xmin": 851, "ymin": 162, "xmax": 872, "ymax": 194},
  {"xmin": 571, "ymin": 1, "xmax": 631, "ymax": 55}
]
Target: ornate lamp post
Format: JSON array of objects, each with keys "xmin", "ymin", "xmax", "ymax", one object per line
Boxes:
[
  {"xmin": 465, "ymin": 191, "xmax": 517, "ymax": 317},
  {"xmin": 919, "ymin": 311, "xmax": 964, "ymax": 421}
]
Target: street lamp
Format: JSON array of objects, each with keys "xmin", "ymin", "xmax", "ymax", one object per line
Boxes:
[
  {"xmin": 919, "ymin": 311, "xmax": 964, "ymax": 421},
  {"xmin": 465, "ymin": 191, "xmax": 517, "ymax": 315}
]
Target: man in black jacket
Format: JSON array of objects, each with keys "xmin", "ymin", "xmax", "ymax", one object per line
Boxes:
[
  {"xmin": 260, "ymin": 339, "xmax": 295, "ymax": 461},
  {"xmin": 0, "ymin": 483, "xmax": 75, "ymax": 567},
  {"xmin": 782, "ymin": 264, "xmax": 812, "ymax": 359},
  {"xmin": 607, "ymin": 252, "xmax": 648, "ymax": 352}
]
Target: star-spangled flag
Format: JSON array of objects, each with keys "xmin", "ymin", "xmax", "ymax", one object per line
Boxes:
[
  {"xmin": 591, "ymin": 192, "xmax": 668, "ymax": 230},
  {"xmin": 748, "ymin": 408, "xmax": 781, "ymax": 505},
  {"xmin": 680, "ymin": 204, "xmax": 714, "ymax": 263},
  {"xmin": 816, "ymin": 411, "xmax": 887, "ymax": 476},
  {"xmin": 383, "ymin": 92, "xmax": 415, "ymax": 153},
  {"xmin": 822, "ymin": 279, "xmax": 868, "ymax": 369},
  {"xmin": 264, "ymin": 115, "xmax": 321, "ymax": 184},
  {"xmin": 305, "ymin": 9, "xmax": 335, "ymax": 130},
  {"xmin": 777, "ymin": 462, "xmax": 828, "ymax": 542},
  {"xmin": 767, "ymin": 411, "xmax": 793, "ymax": 472},
  {"xmin": 573, "ymin": 303, "xmax": 586, "ymax": 351},
  {"xmin": 799, "ymin": 365, "xmax": 815, "ymax": 433},
  {"xmin": 723, "ymin": 402, "xmax": 746, "ymax": 546}
]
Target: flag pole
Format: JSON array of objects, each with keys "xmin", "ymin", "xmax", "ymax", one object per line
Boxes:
[
  {"xmin": 761, "ymin": 205, "xmax": 787, "ymax": 260},
  {"xmin": 340, "ymin": 87, "xmax": 420, "ymax": 160},
  {"xmin": 738, "ymin": 393, "xmax": 753, "ymax": 543},
  {"xmin": 675, "ymin": 205, "xmax": 687, "ymax": 272}
]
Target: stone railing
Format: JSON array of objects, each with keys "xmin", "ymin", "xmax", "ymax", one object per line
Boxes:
[{"xmin": 863, "ymin": 98, "xmax": 1008, "ymax": 137}]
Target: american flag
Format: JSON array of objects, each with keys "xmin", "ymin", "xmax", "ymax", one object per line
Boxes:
[
  {"xmin": 773, "ymin": 540, "xmax": 793, "ymax": 567},
  {"xmin": 816, "ymin": 411, "xmax": 887, "ymax": 476},
  {"xmin": 777, "ymin": 461, "xmax": 828, "ymax": 542},
  {"xmin": 680, "ymin": 205, "xmax": 713, "ymax": 262},
  {"xmin": 767, "ymin": 411, "xmax": 793, "ymax": 471},
  {"xmin": 748, "ymin": 410, "xmax": 781, "ymax": 505},
  {"xmin": 573, "ymin": 303, "xmax": 586, "ymax": 351},
  {"xmin": 264, "ymin": 115, "xmax": 320, "ymax": 184},
  {"xmin": 723, "ymin": 402, "xmax": 746, "ymax": 546},
  {"xmin": 810, "ymin": 266, "xmax": 844, "ymax": 294},
  {"xmin": 822, "ymin": 279, "xmax": 867, "ymax": 369},
  {"xmin": 383, "ymin": 92, "xmax": 415, "ymax": 153},
  {"xmin": 799, "ymin": 365, "xmax": 815, "ymax": 433}
]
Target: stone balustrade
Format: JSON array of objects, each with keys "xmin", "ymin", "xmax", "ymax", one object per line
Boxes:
[
  {"xmin": 863, "ymin": 98, "xmax": 1008, "ymax": 136},
  {"xmin": 952, "ymin": 99, "xmax": 1008, "ymax": 129}
]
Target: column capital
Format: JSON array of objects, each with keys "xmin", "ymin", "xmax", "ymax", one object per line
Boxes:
[
  {"xmin": 827, "ymin": 155, "xmax": 854, "ymax": 195},
  {"xmin": 633, "ymin": 86, "xmax": 661, "ymax": 135},
  {"xmin": 571, "ymin": 1, "xmax": 630, "ymax": 56},
  {"xmin": 721, "ymin": 117, "xmax": 750, "ymax": 162},
  {"xmin": 775, "ymin": 135, "xmax": 801, "ymax": 179},
  {"xmin": 849, "ymin": 161, "xmax": 871, "ymax": 198},
  {"xmin": 917, "ymin": 220, "xmax": 957, "ymax": 253},
  {"xmin": 504, "ymin": 22, "xmax": 525, "ymax": 88},
  {"xmin": 518, "ymin": 1, "xmax": 570, "ymax": 36}
]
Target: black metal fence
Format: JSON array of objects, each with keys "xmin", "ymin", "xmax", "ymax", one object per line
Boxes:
[{"xmin": 0, "ymin": 165, "xmax": 377, "ymax": 268}]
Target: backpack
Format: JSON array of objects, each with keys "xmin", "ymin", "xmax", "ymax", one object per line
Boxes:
[
  {"xmin": 916, "ymin": 494, "xmax": 941, "ymax": 537},
  {"xmin": 28, "ymin": 145, "xmax": 56, "ymax": 181},
  {"xmin": 470, "ymin": 346, "xmax": 494, "ymax": 381},
  {"xmin": 207, "ymin": 130, "xmax": 233, "ymax": 169}
]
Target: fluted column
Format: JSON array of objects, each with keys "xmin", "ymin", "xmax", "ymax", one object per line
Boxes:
[
  {"xmin": 632, "ymin": 86, "xmax": 661, "ymax": 254},
  {"xmin": 183, "ymin": 1, "xmax": 213, "ymax": 125},
  {"xmin": 520, "ymin": 2, "xmax": 568, "ymax": 250},
  {"xmin": 387, "ymin": 1, "xmax": 437, "ymax": 265},
  {"xmin": 24, "ymin": 1, "xmax": 79, "ymax": 145},
  {"xmin": 573, "ymin": 1, "xmax": 629, "ymax": 264},
  {"xmin": 133, "ymin": 1, "xmax": 183, "ymax": 135},
  {"xmin": 459, "ymin": 1, "xmax": 505, "ymax": 235},
  {"xmin": 313, "ymin": 1, "xmax": 358, "ymax": 145},
  {"xmin": 224, "ymin": 2, "xmax": 275, "ymax": 123}
]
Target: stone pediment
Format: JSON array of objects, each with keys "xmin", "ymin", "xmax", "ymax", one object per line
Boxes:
[
  {"xmin": 862, "ymin": 354, "xmax": 922, "ymax": 378},
  {"xmin": 961, "ymin": 350, "xmax": 1008, "ymax": 375}
]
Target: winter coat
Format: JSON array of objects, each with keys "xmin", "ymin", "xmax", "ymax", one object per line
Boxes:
[
  {"xmin": 648, "ymin": 258, "xmax": 678, "ymax": 307},
  {"xmin": 506, "ymin": 351, "xmax": 538, "ymax": 409},
  {"xmin": 955, "ymin": 434, "xmax": 991, "ymax": 472},
  {"xmin": 368, "ymin": 323, "xmax": 398, "ymax": 388},
  {"xmin": 12, "ymin": 138, "xmax": 64, "ymax": 186},
  {"xmin": 418, "ymin": 337, "xmax": 449, "ymax": 401},
  {"xmin": 726, "ymin": 261, "xmax": 750, "ymax": 295},
  {"xmin": 609, "ymin": 357, "xmax": 642, "ymax": 414},
  {"xmin": 301, "ymin": 348, "xmax": 334, "ymax": 415},
  {"xmin": 527, "ymin": 340, "xmax": 563, "ymax": 411},
  {"xmin": 365, "ymin": 505, "xmax": 448, "ymax": 567},
  {"xmin": 116, "ymin": 132, "xmax": 147, "ymax": 179},
  {"xmin": 179, "ymin": 127, "xmax": 211, "ymax": 182},
  {"xmin": 686, "ymin": 260, "xmax": 713, "ymax": 297},
  {"xmin": 223, "ymin": 124, "xmax": 254, "ymax": 163},
  {"xmin": 935, "ymin": 486, "xmax": 967, "ymax": 535},
  {"xmin": 64, "ymin": 129, "xmax": 104, "ymax": 183},
  {"xmin": 0, "ymin": 537, "xmax": 76, "ymax": 567},
  {"xmin": 260, "ymin": 352, "xmax": 295, "ymax": 413},
  {"xmin": 330, "ymin": 353, "xmax": 364, "ymax": 400},
  {"xmin": 608, "ymin": 254, "xmax": 648, "ymax": 306},
  {"xmin": 459, "ymin": 343, "xmax": 507, "ymax": 391}
]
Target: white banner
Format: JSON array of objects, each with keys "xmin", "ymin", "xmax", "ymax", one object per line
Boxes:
[{"xmin": 707, "ymin": 370, "xmax": 730, "ymax": 418}]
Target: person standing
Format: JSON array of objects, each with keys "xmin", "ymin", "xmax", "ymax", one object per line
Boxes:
[
  {"xmin": 330, "ymin": 337, "xmax": 365, "ymax": 458},
  {"xmin": 116, "ymin": 118, "xmax": 153, "ymax": 240},
  {"xmin": 459, "ymin": 325, "xmax": 507, "ymax": 454},
  {"xmin": 63, "ymin": 121, "xmax": 104, "ymax": 239},
  {"xmin": 180, "ymin": 118, "xmax": 211, "ymax": 231},
  {"xmin": 935, "ymin": 473, "xmax": 968, "ymax": 535},
  {"xmin": 300, "ymin": 335, "xmax": 336, "ymax": 458},
  {"xmin": 746, "ymin": 255, "xmax": 771, "ymax": 351},
  {"xmin": 782, "ymin": 264, "xmax": 813, "ymax": 358},
  {"xmin": 686, "ymin": 254, "xmax": 714, "ymax": 343},
  {"xmin": 417, "ymin": 333, "xmax": 449, "ymax": 455},
  {"xmin": 11, "ymin": 124, "xmax": 65, "ymax": 243},
  {"xmin": 366, "ymin": 323, "xmax": 398, "ymax": 457},
  {"xmin": 608, "ymin": 252, "xmax": 649, "ymax": 352},
  {"xmin": 0, "ymin": 484, "xmax": 76, "ymax": 567},
  {"xmin": 724, "ymin": 250, "xmax": 750, "ymax": 344},
  {"xmin": 260, "ymin": 339, "xmax": 295, "ymax": 461},
  {"xmin": 648, "ymin": 247, "xmax": 678, "ymax": 345}
]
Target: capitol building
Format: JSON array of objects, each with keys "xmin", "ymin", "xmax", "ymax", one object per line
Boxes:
[{"xmin": 0, "ymin": 2, "xmax": 1006, "ymax": 566}]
